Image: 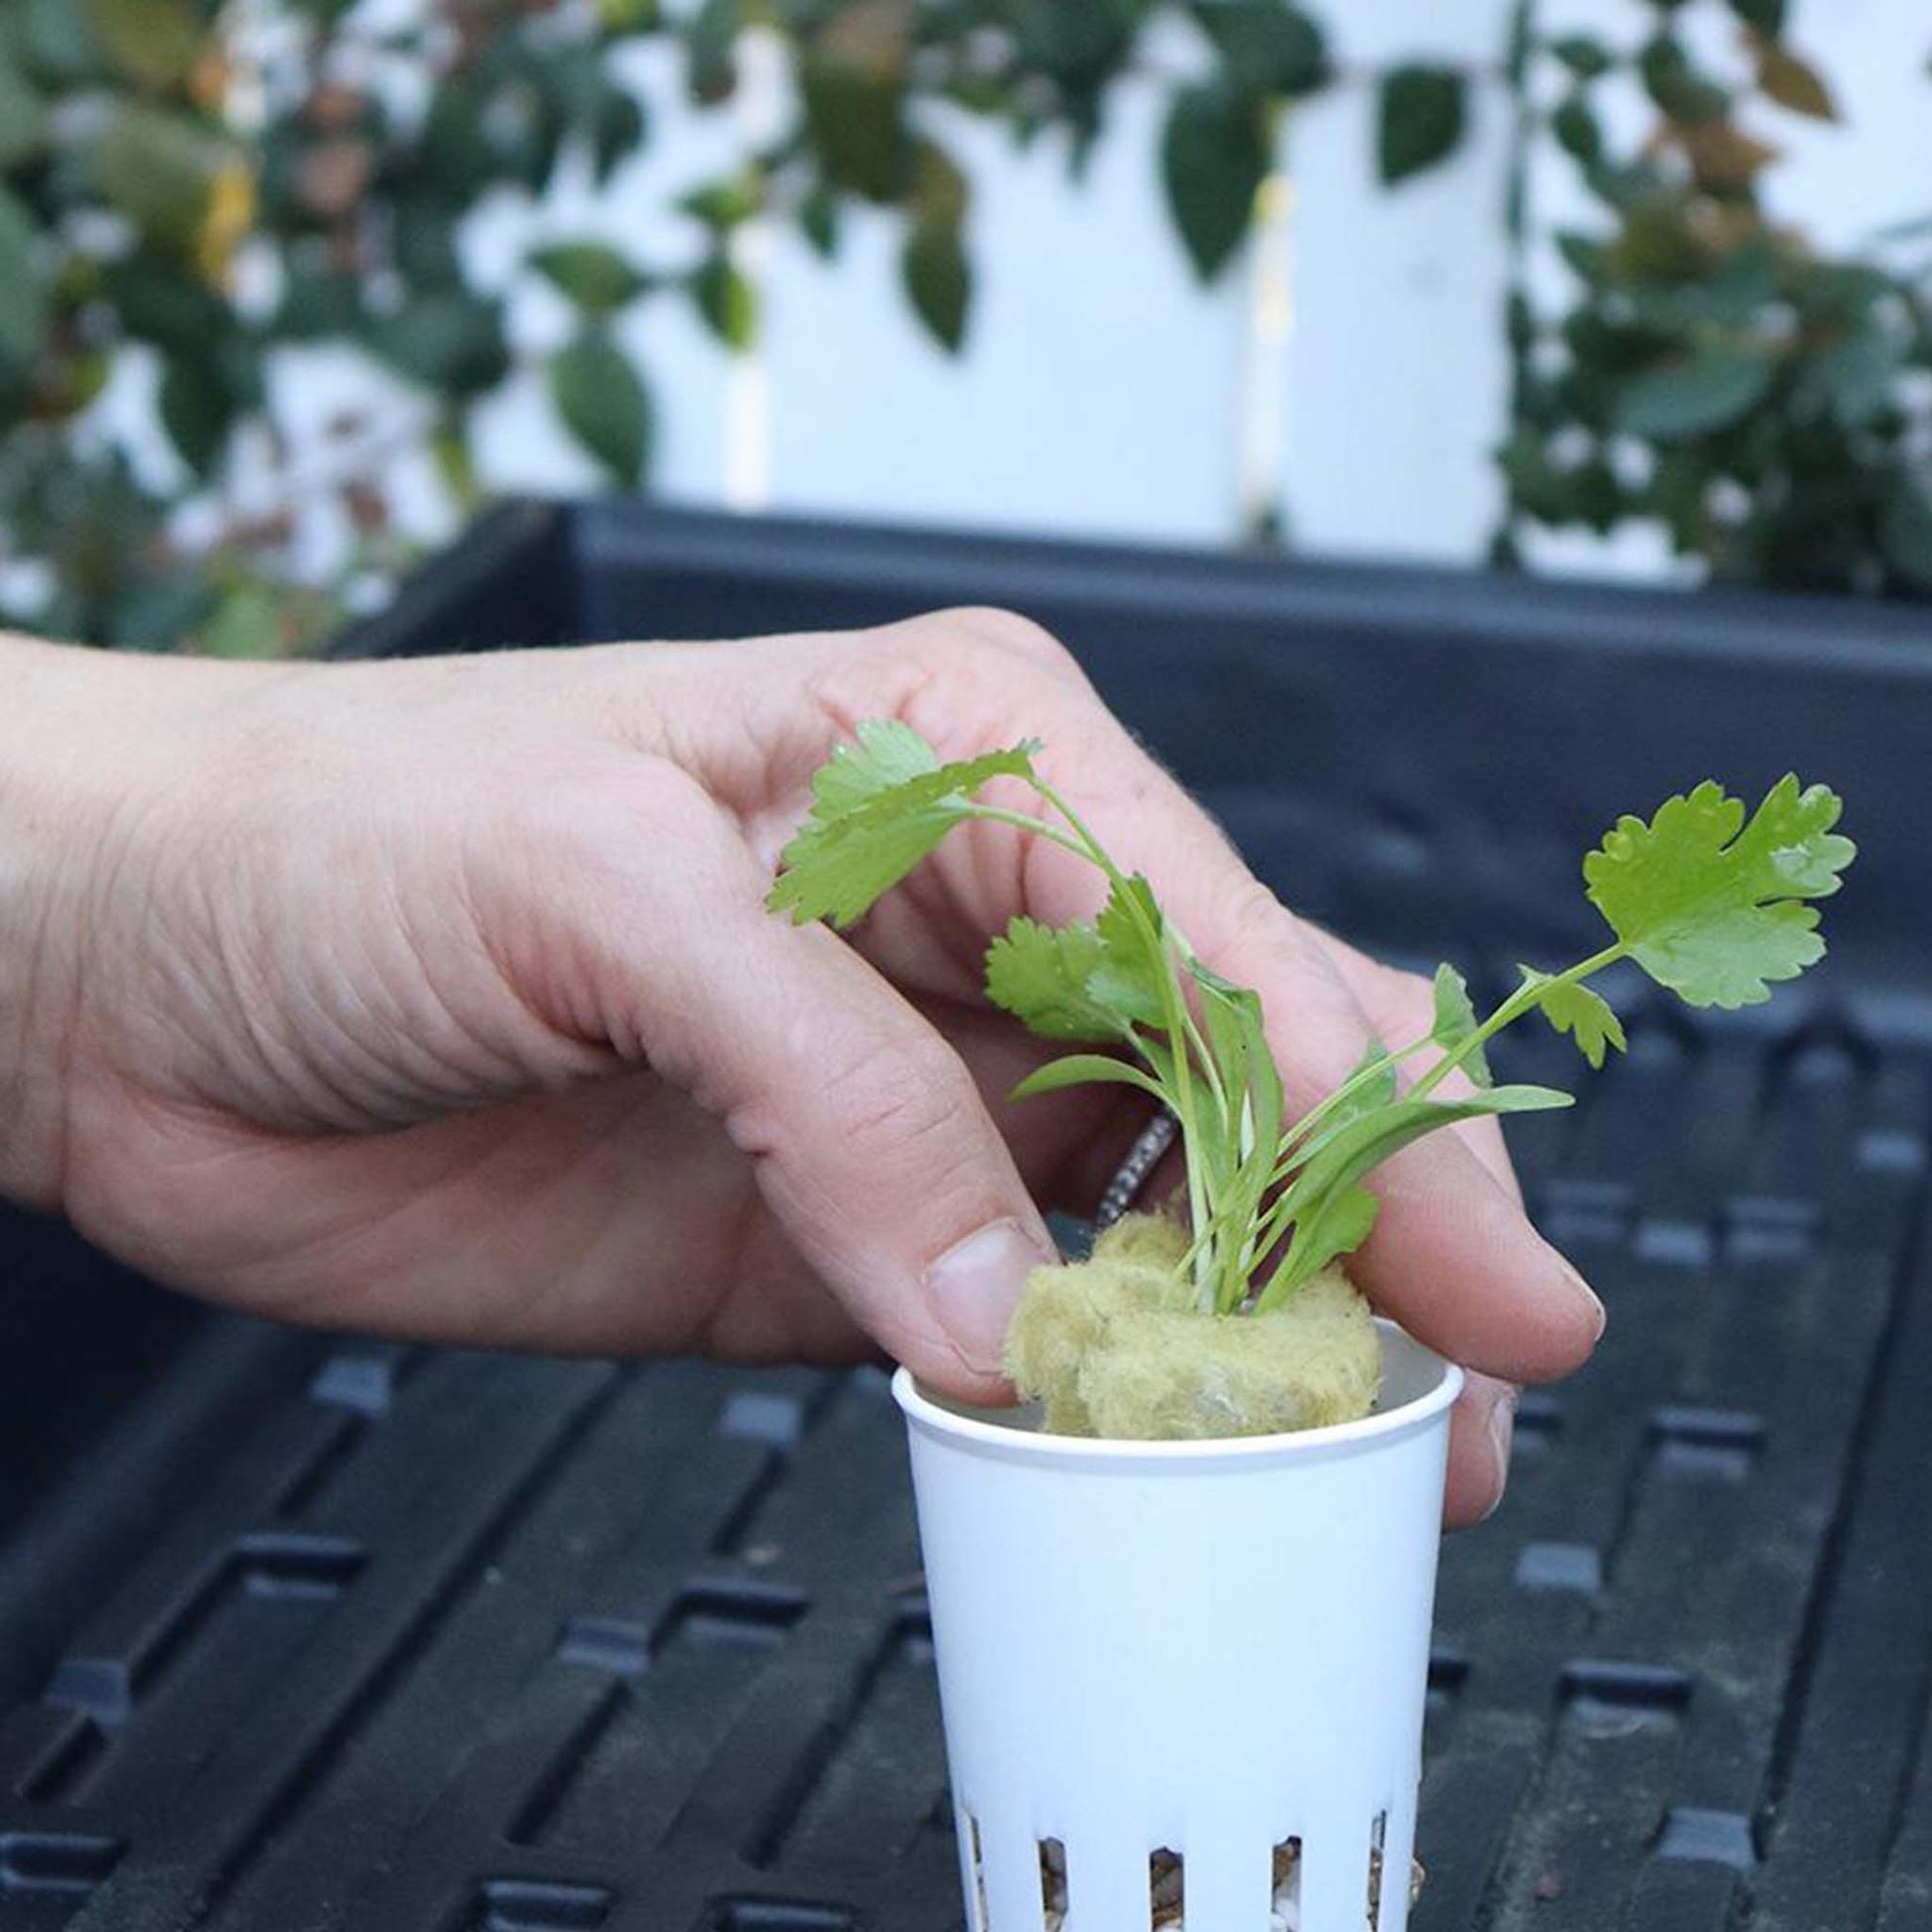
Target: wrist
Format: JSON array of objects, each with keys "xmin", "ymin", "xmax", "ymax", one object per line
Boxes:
[{"xmin": 0, "ymin": 635, "xmax": 254, "ymax": 1206}]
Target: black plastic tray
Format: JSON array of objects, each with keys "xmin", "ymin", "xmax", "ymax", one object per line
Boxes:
[{"xmin": 5, "ymin": 503, "xmax": 1931, "ymax": 1932}]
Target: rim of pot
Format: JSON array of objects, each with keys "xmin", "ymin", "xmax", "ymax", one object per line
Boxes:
[{"xmin": 893, "ymin": 1316, "xmax": 1464, "ymax": 1466}]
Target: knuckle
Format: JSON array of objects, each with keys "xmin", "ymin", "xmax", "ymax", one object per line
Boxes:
[{"xmin": 928, "ymin": 606, "xmax": 1087, "ymax": 685}]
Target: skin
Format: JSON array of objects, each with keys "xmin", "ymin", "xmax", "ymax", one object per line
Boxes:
[{"xmin": 0, "ymin": 609, "xmax": 1601, "ymax": 1526}]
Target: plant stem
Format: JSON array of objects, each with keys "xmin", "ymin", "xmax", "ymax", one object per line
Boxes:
[{"xmin": 1407, "ymin": 941, "xmax": 1627, "ymax": 1103}]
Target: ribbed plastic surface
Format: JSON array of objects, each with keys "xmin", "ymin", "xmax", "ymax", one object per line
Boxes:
[{"xmin": 5, "ymin": 506, "xmax": 1930, "ymax": 1930}]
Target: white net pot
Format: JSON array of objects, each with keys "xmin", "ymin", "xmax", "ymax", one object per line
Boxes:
[{"xmin": 893, "ymin": 1320, "xmax": 1461, "ymax": 1932}]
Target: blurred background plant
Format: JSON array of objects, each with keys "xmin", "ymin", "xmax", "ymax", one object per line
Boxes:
[
  {"xmin": 0, "ymin": 0, "xmax": 1922, "ymax": 653},
  {"xmin": 1498, "ymin": 0, "xmax": 1932, "ymax": 594}
]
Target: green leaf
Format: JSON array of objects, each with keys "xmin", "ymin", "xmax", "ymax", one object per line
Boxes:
[
  {"xmin": 799, "ymin": 188, "xmax": 840, "ymax": 260},
  {"xmin": 1616, "ymin": 346, "xmax": 1775, "ymax": 441},
  {"xmin": 1550, "ymin": 35, "xmax": 1614, "ymax": 80},
  {"xmin": 1519, "ymin": 969, "xmax": 1626, "ymax": 1069},
  {"xmin": 592, "ymin": 84, "xmax": 646, "ymax": 186},
  {"xmin": 685, "ymin": 0, "xmax": 740, "ymax": 104},
  {"xmin": 1272, "ymin": 1183, "xmax": 1379, "ymax": 1288},
  {"xmin": 1193, "ymin": 1, "xmax": 1329, "ymax": 96},
  {"xmin": 0, "ymin": 188, "xmax": 45, "ymax": 364},
  {"xmin": 1430, "ymin": 963, "xmax": 1493, "ymax": 1085},
  {"xmin": 82, "ymin": 0, "xmax": 205, "ymax": 90},
  {"xmin": 1817, "ymin": 318, "xmax": 1904, "ymax": 429},
  {"xmin": 19, "ymin": 0, "xmax": 101, "ymax": 84},
  {"xmin": 530, "ymin": 241, "xmax": 647, "ymax": 320},
  {"xmin": 195, "ymin": 582, "xmax": 285, "ymax": 659},
  {"xmin": 1161, "ymin": 84, "xmax": 1268, "ymax": 282},
  {"xmin": 1009, "ymin": 1053, "xmax": 1168, "ymax": 1104},
  {"xmin": 159, "ymin": 355, "xmax": 234, "ymax": 478},
  {"xmin": 0, "ymin": 52, "xmax": 50, "ymax": 168},
  {"xmin": 1638, "ymin": 36, "xmax": 1729, "ymax": 124},
  {"xmin": 1584, "ymin": 776, "xmax": 1857, "ymax": 1008},
  {"xmin": 1262, "ymin": 1084, "xmax": 1573, "ymax": 1303},
  {"xmin": 986, "ymin": 917, "xmax": 1126, "ymax": 1041},
  {"xmin": 1377, "ymin": 65, "xmax": 1467, "ymax": 187},
  {"xmin": 681, "ymin": 171, "xmax": 764, "ymax": 231},
  {"xmin": 1092, "ymin": 878, "xmax": 1172, "ymax": 1032},
  {"xmin": 91, "ymin": 105, "xmax": 224, "ymax": 255},
  {"xmin": 901, "ymin": 216, "xmax": 970, "ymax": 352},
  {"xmin": 1191, "ymin": 960, "xmax": 1284, "ymax": 1167},
  {"xmin": 548, "ymin": 330, "xmax": 651, "ymax": 488},
  {"xmin": 692, "ymin": 251, "xmax": 759, "ymax": 349},
  {"xmin": 1552, "ymin": 93, "xmax": 1602, "ymax": 165},
  {"xmin": 767, "ymin": 722, "xmax": 1041, "ymax": 928},
  {"xmin": 1728, "ymin": 0, "xmax": 1787, "ymax": 32},
  {"xmin": 366, "ymin": 294, "xmax": 510, "ymax": 395},
  {"xmin": 800, "ymin": 50, "xmax": 907, "ymax": 202},
  {"xmin": 1756, "ymin": 42, "xmax": 1836, "ymax": 121}
]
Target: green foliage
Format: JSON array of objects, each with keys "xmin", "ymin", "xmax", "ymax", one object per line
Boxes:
[
  {"xmin": 1162, "ymin": 84, "xmax": 1271, "ymax": 282},
  {"xmin": 1377, "ymin": 65, "xmax": 1468, "ymax": 187},
  {"xmin": 1, "ymin": 0, "xmax": 1495, "ymax": 652},
  {"xmin": 770, "ymin": 725, "xmax": 1850, "ymax": 1318},
  {"xmin": 549, "ymin": 333, "xmax": 651, "ymax": 488},
  {"xmin": 1583, "ymin": 775, "xmax": 1856, "ymax": 1008},
  {"xmin": 1502, "ymin": 2, "xmax": 1932, "ymax": 596}
]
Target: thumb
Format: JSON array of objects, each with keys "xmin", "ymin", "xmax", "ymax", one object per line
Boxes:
[{"xmin": 556, "ymin": 777, "xmax": 1056, "ymax": 1400}]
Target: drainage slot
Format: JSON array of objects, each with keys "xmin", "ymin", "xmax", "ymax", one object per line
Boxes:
[
  {"xmin": 1036, "ymin": 1837, "xmax": 1064, "ymax": 1924},
  {"xmin": 1148, "ymin": 1848, "xmax": 1183, "ymax": 1927},
  {"xmin": 966, "ymin": 1814, "xmax": 988, "ymax": 1932}
]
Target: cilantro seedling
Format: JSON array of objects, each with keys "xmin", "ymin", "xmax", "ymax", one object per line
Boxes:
[{"xmin": 770, "ymin": 727, "xmax": 1853, "ymax": 1320}]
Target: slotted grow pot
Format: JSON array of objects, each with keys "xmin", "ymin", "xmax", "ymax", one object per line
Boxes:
[{"xmin": 896, "ymin": 1320, "xmax": 1461, "ymax": 1932}]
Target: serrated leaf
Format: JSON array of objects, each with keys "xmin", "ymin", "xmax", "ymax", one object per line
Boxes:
[
  {"xmin": 1091, "ymin": 877, "xmax": 1170, "ymax": 1031},
  {"xmin": 1519, "ymin": 968, "xmax": 1626, "ymax": 1069},
  {"xmin": 1616, "ymin": 346, "xmax": 1775, "ymax": 441},
  {"xmin": 1584, "ymin": 776, "xmax": 1856, "ymax": 1008},
  {"xmin": 1009, "ymin": 1053, "xmax": 1168, "ymax": 1104},
  {"xmin": 548, "ymin": 331, "xmax": 650, "ymax": 487},
  {"xmin": 1161, "ymin": 83, "xmax": 1268, "ymax": 282},
  {"xmin": 530, "ymin": 241, "xmax": 646, "ymax": 319},
  {"xmin": 901, "ymin": 216, "xmax": 970, "ymax": 352},
  {"xmin": 1378, "ymin": 65, "xmax": 1467, "ymax": 187},
  {"xmin": 986, "ymin": 917, "xmax": 1123, "ymax": 1041},
  {"xmin": 1431, "ymin": 962, "xmax": 1493, "ymax": 1085},
  {"xmin": 768, "ymin": 724, "xmax": 1040, "ymax": 928}
]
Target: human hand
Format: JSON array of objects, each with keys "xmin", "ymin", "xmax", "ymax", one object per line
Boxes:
[{"xmin": 1, "ymin": 612, "xmax": 1601, "ymax": 1524}]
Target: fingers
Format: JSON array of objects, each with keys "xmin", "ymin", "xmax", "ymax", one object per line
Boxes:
[
  {"xmin": 530, "ymin": 765, "xmax": 1055, "ymax": 1403},
  {"xmin": 1446, "ymin": 1370, "xmax": 1519, "ymax": 1528}
]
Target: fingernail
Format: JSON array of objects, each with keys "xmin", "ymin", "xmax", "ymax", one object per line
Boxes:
[
  {"xmin": 928, "ymin": 1219, "xmax": 1058, "ymax": 1371},
  {"xmin": 1479, "ymin": 1385, "xmax": 1519, "ymax": 1522},
  {"xmin": 1558, "ymin": 1257, "xmax": 1607, "ymax": 1340}
]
